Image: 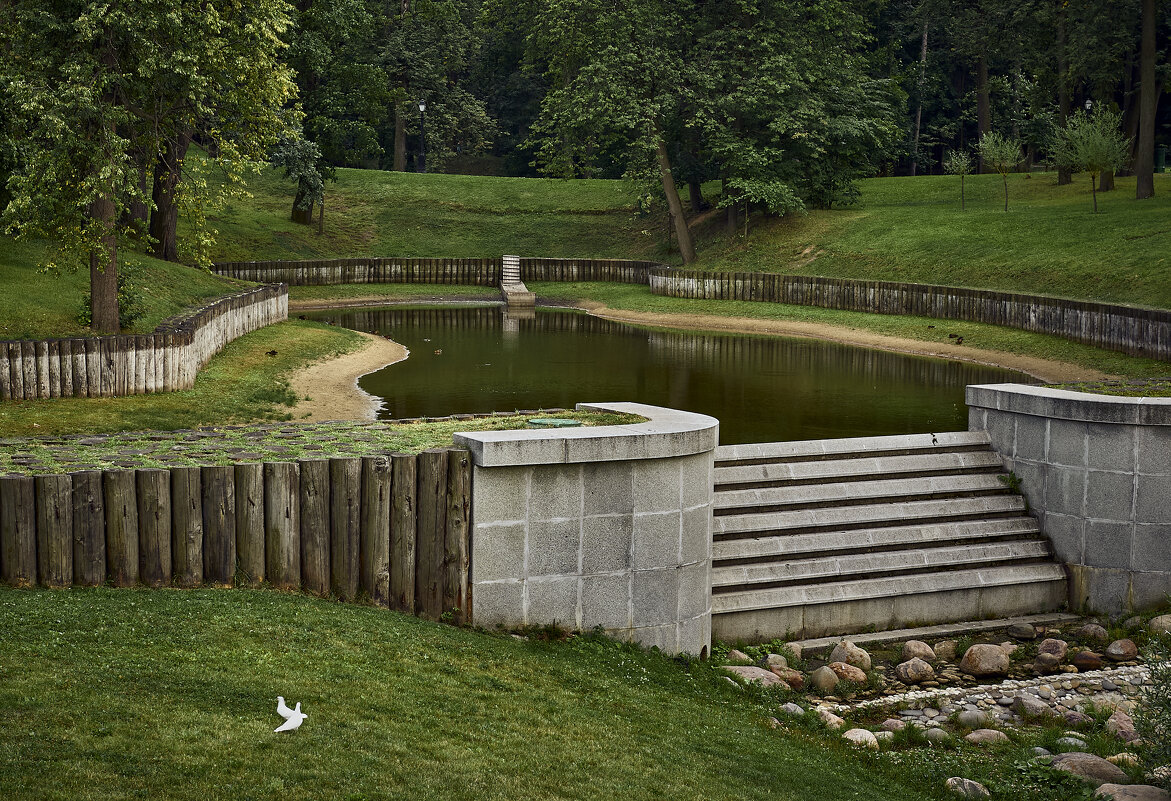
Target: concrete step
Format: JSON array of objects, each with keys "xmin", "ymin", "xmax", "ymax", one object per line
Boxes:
[
  {"xmin": 789, "ymin": 613, "xmax": 1082, "ymax": 656},
  {"xmin": 715, "ymin": 431, "xmax": 991, "ymax": 466},
  {"xmin": 714, "ymin": 450, "xmax": 1005, "ymax": 490},
  {"xmin": 712, "ymin": 495, "xmax": 1028, "ymax": 539},
  {"xmin": 714, "ymin": 473, "xmax": 1010, "ymax": 515},
  {"xmin": 712, "ymin": 517, "xmax": 1041, "ymax": 563},
  {"xmin": 712, "ymin": 539, "xmax": 1053, "ymax": 591},
  {"xmin": 711, "ymin": 562, "xmax": 1067, "ymax": 616}
]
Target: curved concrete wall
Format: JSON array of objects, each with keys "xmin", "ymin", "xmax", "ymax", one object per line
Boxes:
[
  {"xmin": 967, "ymin": 384, "xmax": 1171, "ymax": 614},
  {"xmin": 454, "ymin": 402, "xmax": 716, "ymax": 656}
]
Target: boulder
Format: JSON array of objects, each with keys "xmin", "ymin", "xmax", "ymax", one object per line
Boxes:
[
  {"xmin": 1106, "ymin": 710, "xmax": 1140, "ymax": 743},
  {"xmin": 1064, "ymin": 710, "xmax": 1095, "ymax": 727},
  {"xmin": 934, "ymin": 640, "xmax": 958, "ymax": 661},
  {"xmin": 829, "ymin": 640, "xmax": 872, "ymax": 671},
  {"xmin": 1035, "ymin": 652, "xmax": 1063, "ymax": 673},
  {"xmin": 785, "ymin": 642, "xmax": 803, "ymax": 661},
  {"xmin": 816, "ymin": 707, "xmax": 845, "ymax": 730},
  {"xmin": 925, "ymin": 727, "xmax": 949, "ymax": 743},
  {"xmin": 722, "ymin": 665, "xmax": 787, "ymax": 687},
  {"xmin": 1038, "ymin": 638, "xmax": 1070, "ymax": 661},
  {"xmin": 765, "ymin": 716, "xmax": 780, "ymax": 729},
  {"xmin": 964, "ymin": 729, "xmax": 1009, "ymax": 745},
  {"xmin": 959, "ymin": 644, "xmax": 1010, "ymax": 677},
  {"xmin": 1000, "ymin": 641, "xmax": 1019, "ymax": 657},
  {"xmin": 1073, "ymin": 651, "xmax": 1105, "ymax": 671},
  {"xmin": 1013, "ymin": 694, "xmax": 1055, "ymax": 719},
  {"xmin": 770, "ymin": 667, "xmax": 805, "ymax": 690},
  {"xmin": 1077, "ymin": 623, "xmax": 1111, "ymax": 642},
  {"xmin": 895, "ymin": 657, "xmax": 935, "ymax": 684},
  {"xmin": 1052, "ymin": 752, "xmax": 1130, "ymax": 787},
  {"xmin": 727, "ymin": 649, "xmax": 754, "ymax": 664},
  {"xmin": 902, "ymin": 640, "xmax": 936, "ymax": 662},
  {"xmin": 765, "ymin": 653, "xmax": 788, "ymax": 671},
  {"xmin": 827, "ymin": 661, "xmax": 868, "ymax": 684},
  {"xmin": 874, "ymin": 730, "xmax": 895, "ymax": 743},
  {"xmin": 880, "ymin": 718, "xmax": 906, "ymax": 732},
  {"xmin": 945, "ymin": 777, "xmax": 992, "ymax": 800},
  {"xmin": 810, "ymin": 666, "xmax": 839, "ymax": 692},
  {"xmin": 1149, "ymin": 615, "xmax": 1171, "ymax": 635},
  {"xmin": 1008, "ymin": 622, "xmax": 1038, "ymax": 640},
  {"xmin": 1095, "ymin": 785, "xmax": 1171, "ymax": 801},
  {"xmin": 779, "ymin": 702, "xmax": 806, "ymax": 717},
  {"xmin": 956, "ymin": 709, "xmax": 989, "ymax": 729},
  {"xmin": 1124, "ymin": 616, "xmax": 1144, "ymax": 630},
  {"xmin": 1057, "ymin": 736, "xmax": 1089, "ymax": 751},
  {"xmin": 843, "ymin": 728, "xmax": 879, "ymax": 749},
  {"xmin": 1105, "ymin": 639, "xmax": 1139, "ymax": 661},
  {"xmin": 1106, "ymin": 754, "xmax": 1141, "ymax": 768}
]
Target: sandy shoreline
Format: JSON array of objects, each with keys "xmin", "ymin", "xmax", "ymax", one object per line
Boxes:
[
  {"xmin": 286, "ymin": 297, "xmax": 1109, "ymax": 421},
  {"xmin": 288, "ymin": 331, "xmax": 408, "ymax": 422}
]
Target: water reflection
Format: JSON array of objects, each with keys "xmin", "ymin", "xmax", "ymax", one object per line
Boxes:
[{"xmin": 305, "ymin": 306, "xmax": 1029, "ymax": 444}]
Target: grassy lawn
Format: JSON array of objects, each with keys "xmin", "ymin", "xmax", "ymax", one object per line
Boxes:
[
  {"xmin": 697, "ymin": 172, "xmax": 1171, "ymax": 308},
  {"xmin": 0, "ymin": 239, "xmax": 252, "ymax": 341},
  {"xmin": 0, "ymin": 587, "xmax": 965, "ymax": 801},
  {"xmin": 289, "ymin": 282, "xmax": 500, "ymax": 304}
]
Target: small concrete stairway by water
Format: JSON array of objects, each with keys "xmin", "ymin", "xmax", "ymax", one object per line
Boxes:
[
  {"xmin": 710, "ymin": 431, "xmax": 1068, "ymax": 643},
  {"xmin": 500, "ymin": 254, "xmax": 535, "ymax": 309}
]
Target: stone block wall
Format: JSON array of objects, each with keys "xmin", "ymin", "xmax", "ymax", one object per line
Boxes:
[
  {"xmin": 967, "ymin": 384, "xmax": 1171, "ymax": 613},
  {"xmin": 455, "ymin": 402, "xmax": 717, "ymax": 655}
]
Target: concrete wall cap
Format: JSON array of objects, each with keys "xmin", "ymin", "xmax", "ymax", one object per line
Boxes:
[
  {"xmin": 453, "ymin": 402, "xmax": 719, "ymax": 467},
  {"xmin": 966, "ymin": 383, "xmax": 1171, "ymax": 426}
]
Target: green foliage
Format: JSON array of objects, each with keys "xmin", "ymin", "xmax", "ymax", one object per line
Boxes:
[
  {"xmin": 270, "ymin": 132, "xmax": 336, "ymax": 219},
  {"xmin": 1137, "ymin": 633, "xmax": 1171, "ymax": 789},
  {"xmin": 76, "ymin": 264, "xmax": 145, "ymax": 330},
  {"xmin": 944, "ymin": 150, "xmax": 974, "ymax": 177},
  {"xmin": 1051, "ymin": 107, "xmax": 1131, "ymax": 212},
  {"xmin": 977, "ymin": 132, "xmax": 1022, "ymax": 179}
]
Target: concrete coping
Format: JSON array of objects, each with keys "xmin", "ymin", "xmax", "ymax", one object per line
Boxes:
[
  {"xmin": 966, "ymin": 383, "xmax": 1171, "ymax": 426},
  {"xmin": 453, "ymin": 401, "xmax": 719, "ymax": 467}
]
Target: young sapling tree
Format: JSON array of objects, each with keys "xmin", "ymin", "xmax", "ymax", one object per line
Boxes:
[
  {"xmin": 943, "ymin": 150, "xmax": 974, "ymax": 210},
  {"xmin": 1051, "ymin": 107, "xmax": 1130, "ymax": 213},
  {"xmin": 977, "ymin": 132, "xmax": 1022, "ymax": 212}
]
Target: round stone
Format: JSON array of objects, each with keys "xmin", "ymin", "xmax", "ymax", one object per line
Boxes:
[
  {"xmin": 902, "ymin": 640, "xmax": 936, "ymax": 662},
  {"xmin": 829, "ymin": 640, "xmax": 872, "ymax": 671}
]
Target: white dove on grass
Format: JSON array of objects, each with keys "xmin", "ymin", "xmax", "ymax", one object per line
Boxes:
[{"xmin": 274, "ymin": 696, "xmax": 307, "ymax": 733}]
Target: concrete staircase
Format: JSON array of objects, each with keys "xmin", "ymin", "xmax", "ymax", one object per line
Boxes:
[
  {"xmin": 710, "ymin": 431, "xmax": 1068, "ymax": 642},
  {"xmin": 500, "ymin": 254, "xmax": 535, "ymax": 310}
]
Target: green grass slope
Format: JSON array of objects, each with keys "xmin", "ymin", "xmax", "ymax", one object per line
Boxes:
[
  {"xmin": 0, "ymin": 587, "xmax": 945, "ymax": 801},
  {"xmin": 697, "ymin": 172, "xmax": 1171, "ymax": 308}
]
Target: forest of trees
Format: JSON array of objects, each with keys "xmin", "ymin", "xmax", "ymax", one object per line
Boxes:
[{"xmin": 0, "ymin": 0, "xmax": 1168, "ymax": 327}]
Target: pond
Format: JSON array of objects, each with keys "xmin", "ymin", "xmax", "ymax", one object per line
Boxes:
[{"xmin": 304, "ymin": 305, "xmax": 1028, "ymax": 445}]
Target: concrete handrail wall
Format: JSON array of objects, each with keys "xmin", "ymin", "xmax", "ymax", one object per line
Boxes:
[
  {"xmin": 967, "ymin": 383, "xmax": 1171, "ymax": 614},
  {"xmin": 211, "ymin": 257, "xmax": 1171, "ymax": 363},
  {"xmin": 0, "ymin": 284, "xmax": 288, "ymax": 401},
  {"xmin": 454, "ymin": 401, "xmax": 717, "ymax": 656}
]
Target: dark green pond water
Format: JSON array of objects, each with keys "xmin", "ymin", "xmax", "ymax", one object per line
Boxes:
[{"xmin": 306, "ymin": 305, "xmax": 1027, "ymax": 445}]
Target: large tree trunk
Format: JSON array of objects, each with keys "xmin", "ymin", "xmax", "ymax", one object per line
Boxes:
[
  {"xmin": 88, "ymin": 195, "xmax": 119, "ymax": 333},
  {"xmin": 976, "ymin": 55, "xmax": 991, "ymax": 173},
  {"xmin": 291, "ymin": 188, "xmax": 314, "ymax": 225},
  {"xmin": 1056, "ymin": 6, "xmax": 1072, "ymax": 184},
  {"xmin": 148, "ymin": 131, "xmax": 192, "ymax": 262},
  {"xmin": 1135, "ymin": 0, "xmax": 1156, "ymax": 199},
  {"xmin": 687, "ymin": 180, "xmax": 705, "ymax": 212},
  {"xmin": 655, "ymin": 138, "xmax": 695, "ymax": 265},
  {"xmin": 910, "ymin": 20, "xmax": 928, "ymax": 176},
  {"xmin": 393, "ymin": 104, "xmax": 407, "ymax": 171}
]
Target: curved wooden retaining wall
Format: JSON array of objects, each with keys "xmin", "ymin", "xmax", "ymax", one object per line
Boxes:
[
  {"xmin": 212, "ymin": 257, "xmax": 1171, "ymax": 363},
  {"xmin": 0, "ymin": 448, "xmax": 471, "ymax": 622},
  {"xmin": 0, "ymin": 284, "xmax": 288, "ymax": 401}
]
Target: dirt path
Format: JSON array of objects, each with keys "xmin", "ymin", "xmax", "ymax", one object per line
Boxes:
[
  {"xmin": 289, "ymin": 331, "xmax": 408, "ymax": 421},
  {"xmin": 565, "ymin": 301, "xmax": 1109, "ymax": 383}
]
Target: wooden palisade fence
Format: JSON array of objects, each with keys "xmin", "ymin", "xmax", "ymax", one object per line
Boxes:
[
  {"xmin": 212, "ymin": 257, "xmax": 1171, "ymax": 363},
  {"xmin": 0, "ymin": 284, "xmax": 287, "ymax": 401},
  {"xmin": 0, "ymin": 448, "xmax": 472, "ymax": 623}
]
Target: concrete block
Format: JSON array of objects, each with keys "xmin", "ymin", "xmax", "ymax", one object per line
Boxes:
[
  {"xmin": 1135, "ymin": 474, "xmax": 1171, "ymax": 524},
  {"xmin": 1132, "ymin": 523, "xmax": 1171, "ymax": 572},
  {"xmin": 630, "ymin": 622, "xmax": 678, "ymax": 653},
  {"xmin": 679, "ymin": 452, "xmax": 713, "ymax": 510},
  {"xmin": 678, "ymin": 561, "xmax": 711, "ymax": 620},
  {"xmin": 1084, "ymin": 470, "xmax": 1135, "ymax": 522},
  {"xmin": 712, "ymin": 605, "xmax": 804, "ymax": 645},
  {"xmin": 472, "ymin": 466, "xmax": 529, "ymax": 524},
  {"xmin": 894, "ymin": 586, "xmax": 981, "ymax": 624},
  {"xmin": 581, "ymin": 514, "xmax": 633, "ymax": 574},
  {"xmin": 529, "ymin": 465, "xmax": 582, "ymax": 521},
  {"xmin": 526, "ymin": 577, "xmax": 580, "ymax": 629},
  {"xmin": 471, "ymin": 580, "xmax": 525, "ymax": 628},
  {"xmin": 1047, "ymin": 418, "xmax": 1087, "ymax": 467},
  {"xmin": 1136, "ymin": 426, "xmax": 1171, "ymax": 475},
  {"xmin": 1041, "ymin": 512, "xmax": 1086, "ymax": 564},
  {"xmin": 632, "ymin": 512, "xmax": 681, "ymax": 570},
  {"xmin": 471, "ymin": 523, "xmax": 526, "ymax": 583},
  {"xmin": 1043, "ymin": 467, "xmax": 1086, "ymax": 517},
  {"xmin": 676, "ymin": 614, "xmax": 709, "ymax": 657},
  {"xmin": 582, "ymin": 461, "xmax": 632, "ymax": 516},
  {"xmin": 1086, "ymin": 424, "xmax": 1137, "ymax": 472},
  {"xmin": 1010, "ymin": 460, "xmax": 1045, "ymax": 508},
  {"xmin": 976, "ymin": 580, "xmax": 1067, "ymax": 619},
  {"xmin": 983, "ymin": 410, "xmax": 1016, "ymax": 456},
  {"xmin": 1085, "ymin": 567, "xmax": 1130, "ymax": 615},
  {"xmin": 632, "ymin": 459, "xmax": 681, "ymax": 514},
  {"xmin": 581, "ymin": 574, "xmax": 631, "ymax": 629},
  {"xmin": 526, "ymin": 518, "xmax": 581, "ymax": 577},
  {"xmin": 801, "ymin": 596, "xmax": 897, "ymax": 639},
  {"xmin": 632, "ymin": 569, "xmax": 680, "ymax": 628},
  {"xmin": 1128, "ymin": 571, "xmax": 1171, "ymax": 610},
  {"xmin": 680, "ymin": 505, "xmax": 711, "ymax": 564},
  {"xmin": 1013, "ymin": 414, "xmax": 1047, "ymax": 461},
  {"xmin": 1083, "ymin": 520, "xmax": 1133, "ymax": 570}
]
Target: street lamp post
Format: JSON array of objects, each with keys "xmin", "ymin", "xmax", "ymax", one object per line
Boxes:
[{"xmin": 417, "ymin": 101, "xmax": 427, "ymax": 173}]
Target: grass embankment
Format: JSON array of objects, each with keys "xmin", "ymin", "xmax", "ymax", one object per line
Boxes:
[
  {"xmin": 206, "ymin": 168, "xmax": 664, "ymax": 263},
  {"xmin": 0, "ymin": 587, "xmax": 994, "ymax": 801},
  {"xmin": 697, "ymin": 172, "xmax": 1171, "ymax": 308},
  {"xmin": 0, "ymin": 239, "xmax": 251, "ymax": 341}
]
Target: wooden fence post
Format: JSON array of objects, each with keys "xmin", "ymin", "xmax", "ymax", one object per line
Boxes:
[
  {"xmin": 234, "ymin": 463, "xmax": 265, "ymax": 586},
  {"xmin": 264, "ymin": 462, "xmax": 300, "ymax": 590},
  {"xmin": 444, "ymin": 450, "xmax": 472, "ymax": 624},
  {"xmin": 103, "ymin": 469, "xmax": 139, "ymax": 587},
  {"xmin": 201, "ymin": 465, "xmax": 236, "ymax": 586},
  {"xmin": 298, "ymin": 459, "xmax": 330, "ymax": 596},
  {"xmin": 390, "ymin": 453, "xmax": 417, "ymax": 613},
  {"xmin": 329, "ymin": 457, "xmax": 361, "ymax": 600},
  {"xmin": 0, "ymin": 475, "xmax": 36, "ymax": 586},
  {"xmin": 71, "ymin": 470, "xmax": 106, "ymax": 586},
  {"xmin": 415, "ymin": 449, "xmax": 449, "ymax": 620},
  {"xmin": 361, "ymin": 455, "xmax": 392, "ymax": 607},
  {"xmin": 35, "ymin": 474, "xmax": 72, "ymax": 587},
  {"xmin": 171, "ymin": 466, "xmax": 203, "ymax": 587},
  {"xmin": 136, "ymin": 469, "xmax": 172, "ymax": 587}
]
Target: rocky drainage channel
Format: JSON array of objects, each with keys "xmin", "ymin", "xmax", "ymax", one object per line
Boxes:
[{"xmin": 721, "ymin": 615, "xmax": 1171, "ymax": 800}]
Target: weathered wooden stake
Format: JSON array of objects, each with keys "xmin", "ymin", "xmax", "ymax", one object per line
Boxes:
[
  {"xmin": 264, "ymin": 462, "xmax": 300, "ymax": 590},
  {"xmin": 415, "ymin": 449, "xmax": 449, "ymax": 620},
  {"xmin": 234, "ymin": 463, "xmax": 264, "ymax": 586},
  {"xmin": 201, "ymin": 465, "xmax": 236, "ymax": 586},
  {"xmin": 360, "ymin": 455, "xmax": 392, "ymax": 607},
  {"xmin": 35, "ymin": 474, "xmax": 72, "ymax": 587},
  {"xmin": 136, "ymin": 469, "xmax": 172, "ymax": 587},
  {"xmin": 390, "ymin": 453, "xmax": 417, "ymax": 613},
  {"xmin": 103, "ymin": 469, "xmax": 139, "ymax": 586},
  {"xmin": 71, "ymin": 470, "xmax": 106, "ymax": 586},
  {"xmin": 329, "ymin": 458, "xmax": 361, "ymax": 600},
  {"xmin": 298, "ymin": 459, "xmax": 329, "ymax": 596},
  {"xmin": 444, "ymin": 450, "xmax": 472, "ymax": 624},
  {"xmin": 170, "ymin": 466, "xmax": 203, "ymax": 587}
]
